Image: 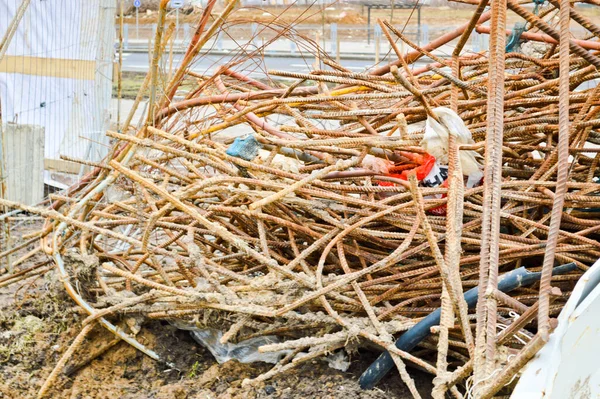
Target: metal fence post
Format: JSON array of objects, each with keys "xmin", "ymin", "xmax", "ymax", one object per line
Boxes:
[
  {"xmin": 367, "ymin": 6, "xmax": 371, "ymax": 44},
  {"xmin": 473, "ymin": 31, "xmax": 481, "ymax": 53},
  {"xmin": 217, "ymin": 31, "xmax": 223, "ymax": 51},
  {"xmin": 251, "ymin": 23, "xmax": 258, "ymax": 48},
  {"xmin": 183, "ymin": 23, "xmax": 190, "ymax": 42},
  {"xmin": 123, "ymin": 23, "xmax": 129, "ymax": 50},
  {"xmin": 331, "ymin": 23, "xmax": 338, "ymax": 61},
  {"xmin": 374, "ymin": 23, "xmax": 382, "ymax": 63},
  {"xmin": 422, "ymin": 24, "xmax": 429, "ymax": 46}
]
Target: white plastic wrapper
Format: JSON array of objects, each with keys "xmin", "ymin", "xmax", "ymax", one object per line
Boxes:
[
  {"xmin": 257, "ymin": 149, "xmax": 302, "ymax": 174},
  {"xmin": 325, "ymin": 350, "xmax": 351, "ymax": 372},
  {"xmin": 421, "ymin": 163, "xmax": 448, "ymax": 188},
  {"xmin": 174, "ymin": 322, "xmax": 353, "ymax": 371},
  {"xmin": 174, "ymin": 322, "xmax": 290, "ymax": 364},
  {"xmin": 421, "ymin": 107, "xmax": 483, "ymax": 177}
]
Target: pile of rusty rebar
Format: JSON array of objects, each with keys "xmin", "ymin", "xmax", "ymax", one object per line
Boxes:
[{"xmin": 2, "ymin": 0, "xmax": 600, "ymax": 397}]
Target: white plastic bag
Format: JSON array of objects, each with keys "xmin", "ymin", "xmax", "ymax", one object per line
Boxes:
[
  {"xmin": 174, "ymin": 322, "xmax": 290, "ymax": 364},
  {"xmin": 421, "ymin": 107, "xmax": 483, "ymax": 178}
]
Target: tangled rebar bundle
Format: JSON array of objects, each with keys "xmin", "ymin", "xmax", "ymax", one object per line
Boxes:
[{"xmin": 3, "ymin": 0, "xmax": 600, "ymax": 397}]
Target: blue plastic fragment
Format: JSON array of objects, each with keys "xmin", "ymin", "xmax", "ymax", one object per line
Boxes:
[
  {"xmin": 226, "ymin": 135, "xmax": 261, "ymax": 161},
  {"xmin": 506, "ymin": 22, "xmax": 527, "ymax": 53}
]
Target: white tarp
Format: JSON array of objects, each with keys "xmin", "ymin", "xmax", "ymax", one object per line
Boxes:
[
  {"xmin": 0, "ymin": 0, "xmax": 115, "ymax": 185},
  {"xmin": 512, "ymin": 258, "xmax": 600, "ymax": 398}
]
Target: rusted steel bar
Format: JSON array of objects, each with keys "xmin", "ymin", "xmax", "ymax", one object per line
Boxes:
[
  {"xmin": 370, "ymin": 11, "xmax": 492, "ymax": 76},
  {"xmin": 475, "ymin": 25, "xmax": 600, "ymax": 50},
  {"xmin": 505, "ymin": 0, "xmax": 600, "ymax": 68},
  {"xmin": 474, "ymin": 0, "xmax": 508, "ymax": 389},
  {"xmin": 537, "ymin": 0, "xmax": 572, "ymax": 342}
]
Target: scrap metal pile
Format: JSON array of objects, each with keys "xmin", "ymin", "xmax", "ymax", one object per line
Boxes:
[{"xmin": 4, "ymin": 0, "xmax": 600, "ymax": 397}]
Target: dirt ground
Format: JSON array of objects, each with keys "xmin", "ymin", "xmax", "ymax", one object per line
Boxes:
[{"xmin": 0, "ymin": 219, "xmax": 433, "ymax": 398}]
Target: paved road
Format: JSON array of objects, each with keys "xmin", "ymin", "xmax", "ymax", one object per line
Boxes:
[{"xmin": 121, "ymin": 51, "xmax": 395, "ymax": 76}]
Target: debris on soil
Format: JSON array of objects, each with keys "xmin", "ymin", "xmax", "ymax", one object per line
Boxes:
[{"xmin": 0, "ymin": 236, "xmax": 432, "ymax": 398}]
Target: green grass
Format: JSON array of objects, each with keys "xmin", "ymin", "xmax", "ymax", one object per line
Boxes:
[
  {"xmin": 188, "ymin": 360, "xmax": 201, "ymax": 378},
  {"xmin": 113, "ymin": 71, "xmax": 148, "ymax": 100}
]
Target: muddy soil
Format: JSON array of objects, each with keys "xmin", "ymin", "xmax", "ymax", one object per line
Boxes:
[{"xmin": 0, "ymin": 219, "xmax": 433, "ymax": 398}]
